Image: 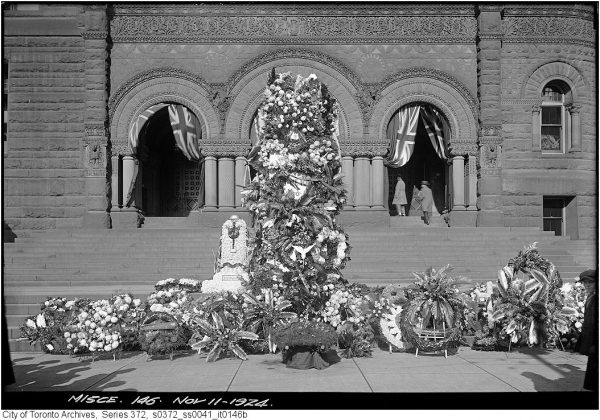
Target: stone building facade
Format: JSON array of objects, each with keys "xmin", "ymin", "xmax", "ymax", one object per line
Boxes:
[{"xmin": 3, "ymin": 3, "xmax": 597, "ymax": 239}]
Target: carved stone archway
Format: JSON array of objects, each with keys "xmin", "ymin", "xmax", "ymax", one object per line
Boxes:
[
  {"xmin": 109, "ymin": 68, "xmax": 220, "ymax": 155},
  {"xmin": 369, "ymin": 69, "xmax": 478, "ymax": 150},
  {"xmin": 224, "ymin": 50, "xmax": 364, "ymax": 140},
  {"xmin": 522, "ymin": 61, "xmax": 588, "ymax": 101}
]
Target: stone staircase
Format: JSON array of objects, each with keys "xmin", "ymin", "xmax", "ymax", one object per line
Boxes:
[{"xmin": 3, "ymin": 217, "xmax": 596, "ymax": 352}]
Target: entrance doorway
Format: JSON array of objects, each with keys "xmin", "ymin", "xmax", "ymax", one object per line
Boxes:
[
  {"xmin": 136, "ymin": 106, "xmax": 204, "ymax": 217},
  {"xmin": 385, "ymin": 104, "xmax": 450, "ymax": 216}
]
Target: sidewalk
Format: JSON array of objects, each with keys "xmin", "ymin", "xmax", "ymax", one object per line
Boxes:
[{"xmin": 6, "ymin": 346, "xmax": 589, "ymax": 393}]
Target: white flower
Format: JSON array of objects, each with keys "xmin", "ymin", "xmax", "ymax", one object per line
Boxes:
[
  {"xmin": 46, "ymin": 344, "xmax": 54, "ymax": 351},
  {"xmin": 575, "ymin": 321, "xmax": 582, "ymax": 329},
  {"xmin": 26, "ymin": 319, "xmax": 37, "ymax": 329},
  {"xmin": 124, "ymin": 296, "xmax": 132, "ymax": 304},
  {"xmin": 35, "ymin": 314, "xmax": 46, "ymax": 328}
]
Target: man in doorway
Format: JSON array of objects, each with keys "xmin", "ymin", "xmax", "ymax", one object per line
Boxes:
[{"xmin": 417, "ymin": 180, "xmax": 434, "ymax": 225}]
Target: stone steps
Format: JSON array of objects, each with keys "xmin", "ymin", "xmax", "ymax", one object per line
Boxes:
[{"xmin": 5, "ymin": 223, "xmax": 594, "ymax": 352}]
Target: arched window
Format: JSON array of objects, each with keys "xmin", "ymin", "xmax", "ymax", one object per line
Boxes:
[{"xmin": 540, "ymin": 80, "xmax": 571, "ymax": 153}]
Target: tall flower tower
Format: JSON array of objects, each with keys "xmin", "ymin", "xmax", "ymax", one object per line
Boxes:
[{"xmin": 242, "ymin": 70, "xmax": 351, "ymax": 316}]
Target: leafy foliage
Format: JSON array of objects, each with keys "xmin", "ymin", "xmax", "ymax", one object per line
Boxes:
[
  {"xmin": 188, "ymin": 312, "xmax": 259, "ymax": 362},
  {"xmin": 273, "ymin": 319, "xmax": 338, "ymax": 350},
  {"xmin": 336, "ymin": 322, "xmax": 374, "ymax": 358}
]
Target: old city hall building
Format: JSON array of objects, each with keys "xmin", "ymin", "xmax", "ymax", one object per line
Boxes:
[{"xmin": 2, "ymin": 2, "xmax": 597, "ymax": 240}]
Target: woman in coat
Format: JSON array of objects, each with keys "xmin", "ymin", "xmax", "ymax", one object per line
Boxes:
[{"xmin": 392, "ymin": 176, "xmax": 407, "ymax": 216}]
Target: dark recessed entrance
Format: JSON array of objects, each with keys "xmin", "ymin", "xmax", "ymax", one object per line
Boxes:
[{"xmin": 137, "ymin": 106, "xmax": 204, "ymax": 217}]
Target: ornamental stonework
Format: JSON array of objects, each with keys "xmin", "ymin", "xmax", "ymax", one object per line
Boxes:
[
  {"xmin": 110, "ymin": 15, "xmax": 477, "ymax": 44},
  {"xmin": 502, "ymin": 17, "xmax": 594, "ymax": 46}
]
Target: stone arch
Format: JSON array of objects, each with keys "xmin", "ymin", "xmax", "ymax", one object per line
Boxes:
[
  {"xmin": 109, "ymin": 69, "xmax": 220, "ymax": 154},
  {"xmin": 522, "ymin": 61, "xmax": 588, "ymax": 102},
  {"xmin": 224, "ymin": 51, "xmax": 363, "ymax": 139},
  {"xmin": 369, "ymin": 70, "xmax": 478, "ymax": 147}
]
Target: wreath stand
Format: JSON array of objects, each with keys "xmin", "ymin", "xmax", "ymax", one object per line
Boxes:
[
  {"xmin": 414, "ymin": 321, "xmax": 449, "ymax": 358},
  {"xmin": 400, "ymin": 305, "xmax": 461, "ymax": 359},
  {"xmin": 139, "ymin": 312, "xmax": 184, "ymax": 362}
]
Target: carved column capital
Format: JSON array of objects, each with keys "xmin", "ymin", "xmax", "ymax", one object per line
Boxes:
[{"xmin": 566, "ymin": 103, "xmax": 582, "ymax": 114}]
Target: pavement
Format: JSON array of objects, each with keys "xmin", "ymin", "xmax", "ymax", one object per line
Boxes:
[{"xmin": 6, "ymin": 346, "xmax": 590, "ymax": 393}]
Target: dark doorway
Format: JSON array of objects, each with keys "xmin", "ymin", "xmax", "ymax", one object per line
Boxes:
[
  {"xmin": 386, "ymin": 116, "xmax": 448, "ymax": 216},
  {"xmin": 137, "ymin": 107, "xmax": 203, "ymax": 217}
]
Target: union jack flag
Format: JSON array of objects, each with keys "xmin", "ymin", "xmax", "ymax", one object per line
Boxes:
[{"xmin": 168, "ymin": 104, "xmax": 202, "ymax": 161}]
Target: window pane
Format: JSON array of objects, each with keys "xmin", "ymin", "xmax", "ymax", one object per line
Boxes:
[
  {"xmin": 542, "ymin": 107, "xmax": 561, "ymax": 124},
  {"xmin": 541, "ymin": 127, "xmax": 561, "ymax": 151}
]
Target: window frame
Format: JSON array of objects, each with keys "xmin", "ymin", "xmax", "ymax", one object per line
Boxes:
[
  {"xmin": 540, "ymin": 85, "xmax": 565, "ymax": 154},
  {"xmin": 543, "ymin": 197, "xmax": 566, "ymax": 236}
]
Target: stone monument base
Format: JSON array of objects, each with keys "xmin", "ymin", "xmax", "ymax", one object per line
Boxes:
[{"xmin": 201, "ymin": 279, "xmax": 245, "ymax": 294}]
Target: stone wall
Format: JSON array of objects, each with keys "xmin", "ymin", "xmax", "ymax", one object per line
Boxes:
[
  {"xmin": 3, "ymin": 4, "xmax": 88, "ymax": 237},
  {"xmin": 500, "ymin": 4, "xmax": 597, "ymax": 239},
  {"xmin": 2, "ymin": 3, "xmax": 597, "ymax": 240}
]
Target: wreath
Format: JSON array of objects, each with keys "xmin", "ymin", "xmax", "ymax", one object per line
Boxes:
[
  {"xmin": 379, "ymin": 305, "xmax": 412, "ymax": 351},
  {"xmin": 400, "ymin": 300, "xmax": 462, "ymax": 352},
  {"xmin": 138, "ymin": 312, "xmax": 188, "ymax": 359}
]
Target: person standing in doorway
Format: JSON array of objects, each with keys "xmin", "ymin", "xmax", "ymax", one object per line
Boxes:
[
  {"xmin": 417, "ymin": 180, "xmax": 434, "ymax": 225},
  {"xmin": 575, "ymin": 269, "xmax": 598, "ymax": 391},
  {"xmin": 392, "ymin": 176, "xmax": 407, "ymax": 216}
]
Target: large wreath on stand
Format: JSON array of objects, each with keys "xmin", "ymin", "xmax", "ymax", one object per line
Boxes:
[
  {"xmin": 488, "ymin": 242, "xmax": 571, "ymax": 348},
  {"xmin": 398, "ymin": 266, "xmax": 468, "ymax": 354}
]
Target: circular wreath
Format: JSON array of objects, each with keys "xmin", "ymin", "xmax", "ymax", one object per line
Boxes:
[
  {"xmin": 399, "ymin": 301, "xmax": 462, "ymax": 352},
  {"xmin": 138, "ymin": 312, "xmax": 188, "ymax": 357},
  {"xmin": 379, "ymin": 305, "xmax": 412, "ymax": 350}
]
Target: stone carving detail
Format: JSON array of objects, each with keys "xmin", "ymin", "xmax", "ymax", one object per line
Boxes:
[
  {"xmin": 226, "ymin": 48, "xmax": 362, "ymax": 95},
  {"xmin": 566, "ymin": 104, "xmax": 582, "ymax": 114},
  {"xmin": 108, "ymin": 68, "xmax": 212, "ymax": 121},
  {"xmin": 85, "ymin": 124, "xmax": 108, "ymax": 138},
  {"xmin": 479, "ymin": 143, "xmax": 502, "ymax": 176},
  {"xmin": 202, "ymin": 139, "xmax": 252, "ymax": 158},
  {"xmin": 450, "ymin": 143, "xmax": 478, "ymax": 157},
  {"xmin": 110, "ymin": 143, "xmax": 131, "ymax": 158},
  {"xmin": 82, "ymin": 31, "xmax": 108, "ymax": 40},
  {"xmin": 503, "ymin": 17, "xmax": 594, "ymax": 46},
  {"xmin": 83, "ymin": 140, "xmax": 106, "ymax": 176},
  {"xmin": 209, "ymin": 83, "xmax": 232, "ymax": 125},
  {"xmin": 111, "ymin": 15, "xmax": 477, "ymax": 43},
  {"xmin": 355, "ymin": 84, "xmax": 382, "ymax": 123},
  {"xmin": 479, "ymin": 125, "xmax": 502, "ymax": 138},
  {"xmin": 340, "ymin": 138, "xmax": 389, "ymax": 158},
  {"xmin": 201, "ymin": 215, "xmax": 249, "ymax": 294}
]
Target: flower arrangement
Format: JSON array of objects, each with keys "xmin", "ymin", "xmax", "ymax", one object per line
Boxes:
[
  {"xmin": 399, "ymin": 266, "xmax": 468, "ymax": 353},
  {"xmin": 243, "ymin": 71, "xmax": 350, "ymax": 317},
  {"xmin": 20, "ymin": 297, "xmax": 77, "ymax": 354},
  {"xmin": 65, "ymin": 293, "xmax": 142, "ymax": 355},
  {"xmin": 138, "ymin": 311, "xmax": 189, "ymax": 359},
  {"xmin": 243, "ymin": 289, "xmax": 297, "ymax": 353},
  {"xmin": 557, "ymin": 281, "xmax": 587, "ymax": 349},
  {"xmin": 273, "ymin": 319, "xmax": 338, "ymax": 351},
  {"xmin": 487, "ymin": 243, "xmax": 575, "ymax": 348},
  {"xmin": 144, "ymin": 278, "xmax": 201, "ymax": 325},
  {"xmin": 337, "ymin": 321, "xmax": 375, "ymax": 359},
  {"xmin": 188, "ymin": 312, "xmax": 259, "ymax": 362}
]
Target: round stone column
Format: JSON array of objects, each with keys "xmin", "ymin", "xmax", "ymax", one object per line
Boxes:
[
  {"xmin": 218, "ymin": 157, "xmax": 235, "ymax": 209},
  {"xmin": 234, "ymin": 156, "xmax": 247, "ymax": 208},
  {"xmin": 110, "ymin": 155, "xmax": 120, "ymax": 209},
  {"xmin": 353, "ymin": 157, "xmax": 371, "ymax": 209},
  {"xmin": 341, "ymin": 156, "xmax": 354, "ymax": 206},
  {"xmin": 204, "ymin": 156, "xmax": 218, "ymax": 209},
  {"xmin": 451, "ymin": 155, "xmax": 465, "ymax": 210},
  {"xmin": 370, "ymin": 156, "xmax": 384, "ymax": 209},
  {"xmin": 569, "ymin": 104, "xmax": 581, "ymax": 152},
  {"xmin": 121, "ymin": 155, "xmax": 136, "ymax": 208}
]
